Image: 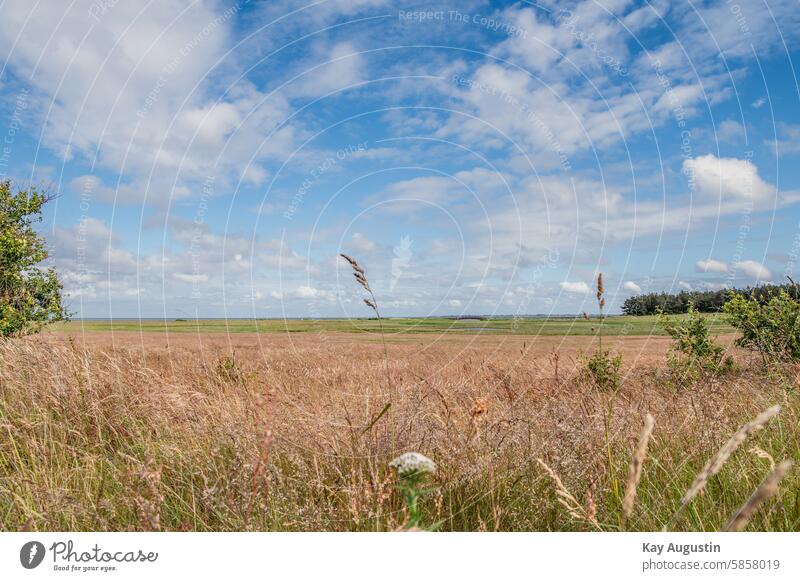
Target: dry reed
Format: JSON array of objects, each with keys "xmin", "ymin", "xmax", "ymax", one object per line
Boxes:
[
  {"xmin": 724, "ymin": 460, "xmax": 793, "ymax": 532},
  {"xmin": 622, "ymin": 413, "xmax": 655, "ymax": 520},
  {"xmin": 681, "ymin": 405, "xmax": 781, "ymax": 506},
  {"xmin": 537, "ymin": 459, "xmax": 601, "ymax": 531}
]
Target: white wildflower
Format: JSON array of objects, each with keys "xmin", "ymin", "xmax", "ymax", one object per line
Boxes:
[{"xmin": 389, "ymin": 452, "xmax": 436, "ymax": 478}]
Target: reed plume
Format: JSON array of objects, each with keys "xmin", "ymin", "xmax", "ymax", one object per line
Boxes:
[
  {"xmin": 537, "ymin": 459, "xmax": 601, "ymax": 530},
  {"xmin": 596, "ymin": 273, "xmax": 605, "ymax": 310},
  {"xmin": 622, "ymin": 413, "xmax": 655, "ymax": 521},
  {"xmin": 596, "ymin": 273, "xmax": 605, "ymax": 349},
  {"xmin": 724, "ymin": 460, "xmax": 793, "ymax": 532},
  {"xmin": 339, "ymin": 253, "xmax": 394, "ymax": 448},
  {"xmin": 750, "ymin": 446, "xmax": 776, "ymax": 471},
  {"xmin": 681, "ymin": 405, "xmax": 780, "ymax": 506}
]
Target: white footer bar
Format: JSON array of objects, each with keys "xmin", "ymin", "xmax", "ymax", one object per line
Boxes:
[{"xmin": 1, "ymin": 532, "xmax": 798, "ymax": 580}]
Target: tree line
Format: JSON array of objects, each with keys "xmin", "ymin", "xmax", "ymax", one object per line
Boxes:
[{"xmin": 620, "ymin": 282, "xmax": 798, "ymax": 315}]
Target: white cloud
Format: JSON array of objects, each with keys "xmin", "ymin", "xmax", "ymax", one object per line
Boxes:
[
  {"xmin": 560, "ymin": 281, "xmax": 590, "ymax": 294},
  {"xmin": 696, "ymin": 259, "xmax": 729, "ymax": 274},
  {"xmin": 295, "ymin": 285, "xmax": 334, "ymax": 300},
  {"xmin": 683, "ymin": 155, "xmax": 775, "ymax": 204},
  {"xmin": 288, "ymin": 41, "xmax": 365, "ymax": 98},
  {"xmin": 68, "ymin": 174, "xmax": 144, "ymax": 204},
  {"xmin": 260, "ymin": 240, "xmax": 309, "ymax": 271},
  {"xmin": 623, "ymin": 281, "xmax": 642, "ymax": 293},
  {"xmin": 173, "ymin": 273, "xmax": 208, "ymax": 283},
  {"xmin": 702, "ymin": 282, "xmax": 729, "ymax": 291},
  {"xmin": 679, "ymin": 281, "xmax": 692, "ymax": 290},
  {"xmin": 735, "ymin": 260, "xmax": 772, "ymax": 280},
  {"xmin": 177, "ymin": 103, "xmax": 242, "ymax": 146},
  {"xmin": 0, "ymin": 1, "xmax": 296, "ymax": 204},
  {"xmin": 766, "ymin": 123, "xmax": 800, "ymax": 156},
  {"xmin": 349, "ymin": 232, "xmax": 377, "ymax": 253},
  {"xmin": 716, "ymin": 120, "xmax": 744, "ymax": 143}
]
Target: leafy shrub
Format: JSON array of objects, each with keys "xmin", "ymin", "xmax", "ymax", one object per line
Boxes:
[
  {"xmin": 215, "ymin": 355, "xmax": 244, "ymax": 383},
  {"xmin": 0, "ymin": 181, "xmax": 68, "ymax": 337},
  {"xmin": 723, "ymin": 290, "xmax": 800, "ymax": 362},
  {"xmin": 583, "ymin": 348, "xmax": 623, "ymax": 391},
  {"xmin": 659, "ymin": 303, "xmax": 734, "ymax": 381}
]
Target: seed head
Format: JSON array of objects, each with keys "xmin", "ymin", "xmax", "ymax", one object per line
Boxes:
[
  {"xmin": 389, "ymin": 452, "xmax": 436, "ymax": 478},
  {"xmin": 471, "ymin": 398, "xmax": 488, "ymax": 417}
]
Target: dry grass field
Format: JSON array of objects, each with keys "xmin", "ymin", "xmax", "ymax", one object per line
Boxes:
[{"xmin": 1, "ymin": 324, "xmax": 798, "ymax": 531}]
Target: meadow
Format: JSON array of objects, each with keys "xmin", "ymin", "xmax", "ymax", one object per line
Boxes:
[
  {"xmin": 54, "ymin": 313, "xmax": 734, "ymax": 336},
  {"xmin": 0, "ymin": 315, "xmax": 797, "ymax": 532}
]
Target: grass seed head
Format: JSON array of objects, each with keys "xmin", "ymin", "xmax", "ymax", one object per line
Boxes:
[{"xmin": 682, "ymin": 405, "xmax": 781, "ymax": 506}]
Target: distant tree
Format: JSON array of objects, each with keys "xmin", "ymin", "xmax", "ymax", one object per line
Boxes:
[
  {"xmin": 621, "ymin": 283, "xmax": 796, "ymax": 316},
  {"xmin": 0, "ymin": 181, "xmax": 68, "ymax": 337}
]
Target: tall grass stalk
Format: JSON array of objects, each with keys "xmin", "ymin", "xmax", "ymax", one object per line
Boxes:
[{"xmin": 340, "ymin": 253, "xmax": 395, "ymax": 453}]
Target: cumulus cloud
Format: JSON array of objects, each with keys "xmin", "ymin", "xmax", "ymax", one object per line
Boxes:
[
  {"xmin": 288, "ymin": 41, "xmax": 365, "ymax": 98},
  {"xmin": 683, "ymin": 155, "xmax": 775, "ymax": 203},
  {"xmin": 349, "ymin": 232, "xmax": 377, "ymax": 253},
  {"xmin": 623, "ymin": 281, "xmax": 642, "ymax": 293},
  {"xmin": 715, "ymin": 120, "xmax": 744, "ymax": 143},
  {"xmin": 295, "ymin": 286, "xmax": 335, "ymax": 300},
  {"xmin": 696, "ymin": 259, "xmax": 729, "ymax": 274},
  {"xmin": 735, "ymin": 260, "xmax": 772, "ymax": 280},
  {"xmin": 766, "ymin": 123, "xmax": 800, "ymax": 156},
  {"xmin": 69, "ymin": 174, "xmax": 145, "ymax": 204},
  {"xmin": 560, "ymin": 281, "xmax": 590, "ymax": 294},
  {"xmin": 0, "ymin": 1, "xmax": 298, "ymax": 203}
]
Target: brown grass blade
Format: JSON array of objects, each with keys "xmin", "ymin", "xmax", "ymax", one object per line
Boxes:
[
  {"xmin": 623, "ymin": 413, "xmax": 655, "ymax": 520},
  {"xmin": 724, "ymin": 460, "xmax": 793, "ymax": 532},
  {"xmin": 681, "ymin": 405, "xmax": 780, "ymax": 506},
  {"xmin": 537, "ymin": 458, "xmax": 601, "ymax": 531}
]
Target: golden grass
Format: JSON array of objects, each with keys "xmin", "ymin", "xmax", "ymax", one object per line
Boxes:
[
  {"xmin": 0, "ymin": 334, "xmax": 797, "ymax": 531},
  {"xmin": 680, "ymin": 405, "xmax": 781, "ymax": 507},
  {"xmin": 725, "ymin": 460, "xmax": 794, "ymax": 532},
  {"xmin": 622, "ymin": 413, "xmax": 654, "ymax": 521}
]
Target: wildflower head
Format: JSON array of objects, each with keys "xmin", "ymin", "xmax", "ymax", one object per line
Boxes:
[{"xmin": 389, "ymin": 452, "xmax": 436, "ymax": 479}]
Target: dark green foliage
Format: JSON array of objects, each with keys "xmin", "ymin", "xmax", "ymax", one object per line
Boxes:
[
  {"xmin": 0, "ymin": 181, "xmax": 68, "ymax": 337},
  {"xmin": 622, "ymin": 283, "xmax": 799, "ymax": 316},
  {"xmin": 583, "ymin": 348, "xmax": 623, "ymax": 390},
  {"xmin": 723, "ymin": 290, "xmax": 800, "ymax": 362},
  {"xmin": 659, "ymin": 302, "xmax": 734, "ymax": 381}
]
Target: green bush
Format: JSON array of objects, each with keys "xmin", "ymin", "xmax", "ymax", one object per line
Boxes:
[
  {"xmin": 723, "ymin": 290, "xmax": 800, "ymax": 362},
  {"xmin": 583, "ymin": 348, "xmax": 623, "ymax": 391},
  {"xmin": 659, "ymin": 303, "xmax": 734, "ymax": 381}
]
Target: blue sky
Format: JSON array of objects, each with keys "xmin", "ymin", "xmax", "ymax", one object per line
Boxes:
[{"xmin": 1, "ymin": 0, "xmax": 800, "ymax": 318}]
